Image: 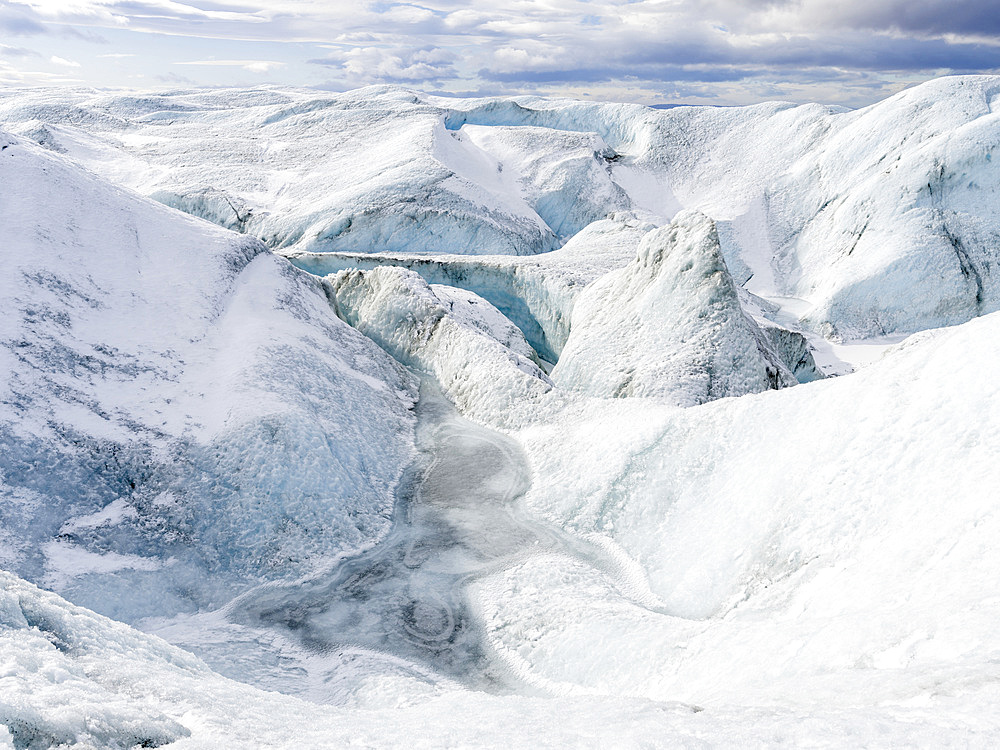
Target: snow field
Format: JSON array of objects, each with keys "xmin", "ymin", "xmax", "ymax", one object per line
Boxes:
[{"xmin": 491, "ymin": 310, "xmax": 1000, "ymax": 722}]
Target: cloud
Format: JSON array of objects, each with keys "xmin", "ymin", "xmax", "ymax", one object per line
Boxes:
[
  {"xmin": 310, "ymin": 45, "xmax": 456, "ymax": 84},
  {"xmin": 0, "ymin": 43, "xmax": 40, "ymax": 57},
  {"xmin": 50, "ymin": 55, "xmax": 80, "ymax": 67},
  {"xmin": 175, "ymin": 59, "xmax": 285, "ymax": 72},
  {"xmin": 2, "ymin": 0, "xmax": 1000, "ymax": 106},
  {"xmin": 154, "ymin": 70, "xmax": 196, "ymax": 84},
  {"xmin": 780, "ymin": 0, "xmax": 1000, "ymax": 37},
  {"xmin": 0, "ymin": 7, "xmax": 48, "ymax": 35}
]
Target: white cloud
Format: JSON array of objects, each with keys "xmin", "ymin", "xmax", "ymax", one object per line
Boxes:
[
  {"xmin": 1, "ymin": 0, "xmax": 998, "ymax": 106},
  {"xmin": 175, "ymin": 59, "xmax": 285, "ymax": 73},
  {"xmin": 311, "ymin": 45, "xmax": 456, "ymax": 84},
  {"xmin": 50, "ymin": 55, "xmax": 80, "ymax": 67}
]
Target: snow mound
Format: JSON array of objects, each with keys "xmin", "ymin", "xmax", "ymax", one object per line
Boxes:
[
  {"xmin": 0, "ymin": 130, "xmax": 417, "ymax": 623},
  {"xmin": 458, "ymin": 124, "xmax": 632, "ymax": 238},
  {"xmin": 505, "ymin": 309, "xmax": 1000, "ymax": 715},
  {"xmin": 0, "ymin": 571, "xmax": 192, "ymax": 749},
  {"xmin": 329, "ymin": 267, "xmax": 552, "ymax": 426},
  {"xmin": 552, "ymin": 211, "xmax": 795, "ymax": 404}
]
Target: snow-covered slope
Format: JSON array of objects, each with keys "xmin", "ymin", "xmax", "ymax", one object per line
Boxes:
[
  {"xmin": 5, "ymin": 564, "xmax": 996, "ymax": 748},
  {"xmin": 476, "ymin": 309, "xmax": 1000, "ymax": 722},
  {"xmin": 0, "ymin": 87, "xmax": 567, "ymax": 257},
  {"xmin": 0, "ymin": 130, "xmax": 417, "ymax": 623},
  {"xmin": 3, "ymin": 77, "xmax": 1000, "ymax": 748}
]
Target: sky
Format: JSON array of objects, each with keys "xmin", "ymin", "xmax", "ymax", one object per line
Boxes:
[{"xmin": 2, "ymin": 0, "xmax": 1000, "ymax": 107}]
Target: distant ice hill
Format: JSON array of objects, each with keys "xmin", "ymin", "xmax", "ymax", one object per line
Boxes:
[{"xmin": 3, "ymin": 75, "xmax": 999, "ymax": 344}]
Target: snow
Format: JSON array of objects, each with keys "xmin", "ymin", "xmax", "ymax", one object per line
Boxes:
[
  {"xmin": 6, "ymin": 77, "xmax": 1000, "ymax": 345},
  {"xmin": 3, "ymin": 568, "xmax": 997, "ymax": 748},
  {"xmin": 490, "ymin": 310, "xmax": 1000, "ymax": 721},
  {"xmin": 289, "ymin": 213, "xmax": 655, "ymax": 363},
  {"xmin": 328, "ymin": 267, "xmax": 552, "ymax": 426},
  {"xmin": 0, "ymin": 87, "xmax": 566, "ymax": 257}
]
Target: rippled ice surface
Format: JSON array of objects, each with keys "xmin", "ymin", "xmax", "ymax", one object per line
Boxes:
[
  {"xmin": 233, "ymin": 380, "xmax": 552, "ymax": 691},
  {"xmin": 149, "ymin": 379, "xmax": 573, "ymax": 698}
]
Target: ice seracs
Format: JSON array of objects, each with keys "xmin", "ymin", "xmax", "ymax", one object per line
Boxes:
[
  {"xmin": 551, "ymin": 210, "xmax": 795, "ymax": 405},
  {"xmin": 329, "ymin": 267, "xmax": 552, "ymax": 426}
]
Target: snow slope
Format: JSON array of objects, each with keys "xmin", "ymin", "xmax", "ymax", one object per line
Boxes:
[
  {"xmin": 484, "ymin": 309, "xmax": 1000, "ymax": 722},
  {"xmin": 5, "ymin": 565, "xmax": 996, "ymax": 748},
  {"xmin": 0, "ymin": 130, "xmax": 417, "ymax": 623},
  {"xmin": 0, "ymin": 87, "xmax": 565, "ymax": 257}
]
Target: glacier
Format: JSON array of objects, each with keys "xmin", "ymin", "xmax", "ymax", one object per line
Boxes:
[{"xmin": 2, "ymin": 75, "xmax": 1000, "ymax": 747}]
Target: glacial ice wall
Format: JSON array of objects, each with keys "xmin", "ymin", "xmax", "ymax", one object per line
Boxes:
[
  {"xmin": 328, "ymin": 267, "xmax": 552, "ymax": 426},
  {"xmin": 290, "ymin": 215, "xmax": 655, "ymax": 363}
]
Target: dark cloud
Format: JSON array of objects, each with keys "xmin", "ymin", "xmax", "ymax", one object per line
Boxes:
[
  {"xmin": 816, "ymin": 0, "xmax": 1000, "ymax": 37},
  {"xmin": 0, "ymin": 8, "xmax": 47, "ymax": 35}
]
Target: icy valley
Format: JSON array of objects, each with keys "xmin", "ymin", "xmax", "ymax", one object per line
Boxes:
[{"xmin": 2, "ymin": 75, "xmax": 1000, "ymax": 748}]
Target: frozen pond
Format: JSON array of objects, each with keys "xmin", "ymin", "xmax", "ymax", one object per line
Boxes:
[{"xmin": 221, "ymin": 379, "xmax": 557, "ymax": 693}]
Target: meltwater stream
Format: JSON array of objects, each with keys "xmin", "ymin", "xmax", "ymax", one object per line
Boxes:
[{"xmin": 224, "ymin": 379, "xmax": 562, "ymax": 694}]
